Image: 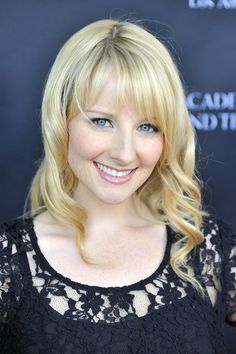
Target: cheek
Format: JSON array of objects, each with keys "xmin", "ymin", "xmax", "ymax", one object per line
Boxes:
[
  {"xmin": 68, "ymin": 124, "xmax": 107, "ymax": 162},
  {"xmin": 139, "ymin": 138, "xmax": 163, "ymax": 168}
]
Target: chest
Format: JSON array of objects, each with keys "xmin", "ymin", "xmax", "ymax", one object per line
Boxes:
[{"xmin": 35, "ymin": 224, "xmax": 168, "ymax": 287}]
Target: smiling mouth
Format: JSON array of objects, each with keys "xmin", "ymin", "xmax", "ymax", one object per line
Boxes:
[{"xmin": 93, "ymin": 162, "xmax": 137, "ymax": 177}]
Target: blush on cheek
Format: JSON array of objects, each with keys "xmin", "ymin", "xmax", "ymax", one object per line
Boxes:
[
  {"xmin": 68, "ymin": 129, "xmax": 108, "ymax": 163},
  {"xmin": 140, "ymin": 141, "xmax": 163, "ymax": 167}
]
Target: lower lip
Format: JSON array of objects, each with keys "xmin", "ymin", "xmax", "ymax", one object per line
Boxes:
[{"xmin": 94, "ymin": 163, "xmax": 137, "ymax": 184}]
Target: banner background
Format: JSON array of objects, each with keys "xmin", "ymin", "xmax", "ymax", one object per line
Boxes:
[{"xmin": 0, "ymin": 1, "xmax": 235, "ymax": 351}]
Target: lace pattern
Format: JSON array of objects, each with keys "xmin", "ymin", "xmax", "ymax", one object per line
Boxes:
[{"xmin": 0, "ymin": 216, "xmax": 235, "ymax": 353}]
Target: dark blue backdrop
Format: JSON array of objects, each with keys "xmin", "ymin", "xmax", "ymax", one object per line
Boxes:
[{"xmin": 0, "ymin": 1, "xmax": 235, "ymax": 351}]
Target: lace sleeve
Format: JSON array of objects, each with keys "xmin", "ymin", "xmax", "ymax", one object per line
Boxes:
[
  {"xmin": 0, "ymin": 222, "xmax": 12, "ymax": 321},
  {"xmin": 218, "ymin": 219, "xmax": 236, "ymax": 328},
  {"xmin": 0, "ymin": 221, "xmax": 20, "ymax": 351}
]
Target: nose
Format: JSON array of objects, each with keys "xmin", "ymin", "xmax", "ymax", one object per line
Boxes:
[{"xmin": 108, "ymin": 130, "xmax": 137, "ymax": 166}]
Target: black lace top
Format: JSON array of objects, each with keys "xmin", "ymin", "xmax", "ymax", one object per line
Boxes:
[{"xmin": 0, "ymin": 216, "xmax": 235, "ymax": 354}]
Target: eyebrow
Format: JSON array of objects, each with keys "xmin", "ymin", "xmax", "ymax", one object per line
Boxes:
[{"xmin": 85, "ymin": 110, "xmax": 115, "ymax": 117}]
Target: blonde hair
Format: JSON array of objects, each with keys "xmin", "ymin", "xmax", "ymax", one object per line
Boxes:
[{"xmin": 23, "ymin": 19, "xmax": 208, "ymax": 297}]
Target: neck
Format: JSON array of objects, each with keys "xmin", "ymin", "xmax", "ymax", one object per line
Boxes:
[{"xmin": 72, "ymin": 189, "xmax": 148, "ymax": 231}]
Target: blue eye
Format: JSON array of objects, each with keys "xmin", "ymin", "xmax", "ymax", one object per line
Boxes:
[
  {"xmin": 138, "ymin": 123, "xmax": 159, "ymax": 133},
  {"xmin": 90, "ymin": 118, "xmax": 112, "ymax": 127}
]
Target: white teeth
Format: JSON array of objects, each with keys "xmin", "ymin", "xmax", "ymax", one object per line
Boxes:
[{"xmin": 96, "ymin": 163, "xmax": 132, "ymax": 177}]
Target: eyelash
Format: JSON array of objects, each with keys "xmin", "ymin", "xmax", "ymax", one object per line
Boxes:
[{"xmin": 90, "ymin": 118, "xmax": 159, "ymax": 133}]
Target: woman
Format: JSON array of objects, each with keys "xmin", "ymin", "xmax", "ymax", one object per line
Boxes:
[{"xmin": 0, "ymin": 19, "xmax": 235, "ymax": 353}]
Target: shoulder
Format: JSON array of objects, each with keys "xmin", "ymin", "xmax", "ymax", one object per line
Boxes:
[
  {"xmin": 0, "ymin": 217, "xmax": 29, "ymax": 235},
  {"xmin": 0, "ymin": 217, "xmax": 33, "ymax": 252},
  {"xmin": 199, "ymin": 214, "xmax": 236, "ymax": 259},
  {"xmin": 33, "ymin": 211, "xmax": 76, "ymax": 241},
  {"xmin": 201, "ymin": 215, "xmax": 235, "ymax": 241},
  {"xmin": 0, "ymin": 218, "xmax": 21, "ymax": 241}
]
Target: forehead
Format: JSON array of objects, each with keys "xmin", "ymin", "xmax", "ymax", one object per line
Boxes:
[
  {"xmin": 86, "ymin": 69, "xmax": 155, "ymax": 121},
  {"xmin": 87, "ymin": 71, "xmax": 137, "ymax": 113}
]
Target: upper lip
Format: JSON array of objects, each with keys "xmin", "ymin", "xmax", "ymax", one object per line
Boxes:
[{"xmin": 94, "ymin": 161, "xmax": 137, "ymax": 172}]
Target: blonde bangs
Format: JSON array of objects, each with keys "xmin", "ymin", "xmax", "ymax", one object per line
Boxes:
[{"xmin": 69, "ymin": 40, "xmax": 173, "ymax": 139}]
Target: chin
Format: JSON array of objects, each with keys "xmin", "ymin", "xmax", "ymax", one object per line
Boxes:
[
  {"xmin": 98, "ymin": 193, "xmax": 132, "ymax": 205},
  {"xmin": 100, "ymin": 198, "xmax": 126, "ymax": 205}
]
